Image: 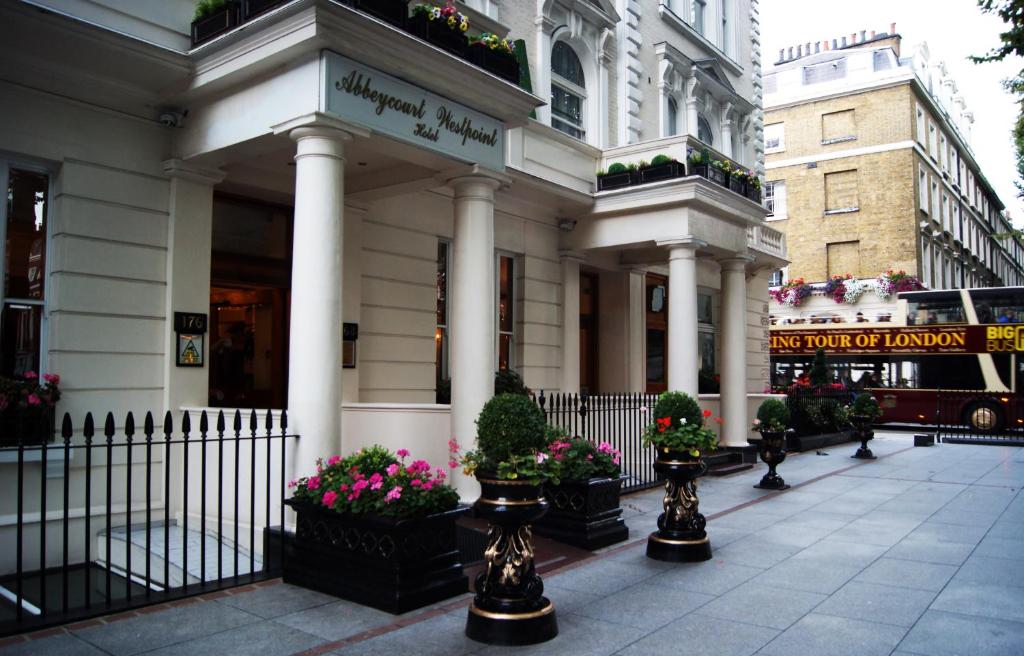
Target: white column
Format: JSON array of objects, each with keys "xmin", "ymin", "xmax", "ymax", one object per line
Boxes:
[
  {"xmin": 560, "ymin": 252, "xmax": 583, "ymax": 394},
  {"xmin": 534, "ymin": 16, "xmax": 554, "ymax": 125},
  {"xmin": 719, "ymin": 256, "xmax": 752, "ymax": 447},
  {"xmin": 285, "ymin": 123, "xmax": 352, "ymax": 473},
  {"xmin": 161, "ymin": 160, "xmax": 224, "ymax": 413},
  {"xmin": 627, "ymin": 269, "xmax": 647, "ymax": 393},
  {"xmin": 449, "ymin": 173, "xmax": 503, "ymax": 500},
  {"xmin": 662, "ymin": 239, "xmax": 704, "ymax": 397},
  {"xmin": 685, "ymin": 73, "xmax": 700, "ymax": 139},
  {"xmin": 721, "ymin": 102, "xmax": 734, "ymax": 159}
]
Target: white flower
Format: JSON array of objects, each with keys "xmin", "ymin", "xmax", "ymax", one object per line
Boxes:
[{"xmin": 680, "ymin": 417, "xmax": 687, "ymax": 425}]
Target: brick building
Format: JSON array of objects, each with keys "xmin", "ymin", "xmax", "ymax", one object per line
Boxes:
[{"xmin": 762, "ymin": 24, "xmax": 1024, "ymax": 297}]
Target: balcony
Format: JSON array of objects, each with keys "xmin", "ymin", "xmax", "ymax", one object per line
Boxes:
[{"xmin": 747, "ymin": 223, "xmax": 786, "ymax": 260}]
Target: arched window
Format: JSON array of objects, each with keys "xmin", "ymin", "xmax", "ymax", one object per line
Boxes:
[
  {"xmin": 698, "ymin": 115, "xmax": 714, "ymax": 146},
  {"xmin": 666, "ymin": 97, "xmax": 679, "ymax": 137},
  {"xmin": 551, "ymin": 41, "xmax": 586, "ymax": 140}
]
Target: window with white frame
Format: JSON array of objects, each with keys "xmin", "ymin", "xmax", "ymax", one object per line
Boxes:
[
  {"xmin": 916, "ymin": 105, "xmax": 926, "ymax": 144},
  {"xmin": 693, "ymin": 0, "xmax": 706, "ymax": 34},
  {"xmin": 929, "ymin": 122, "xmax": 937, "ymax": 160},
  {"xmin": 665, "ymin": 96, "xmax": 679, "ymax": 137},
  {"xmin": 551, "ymin": 41, "xmax": 586, "ymax": 140},
  {"xmin": 931, "ymin": 178, "xmax": 940, "ymax": 223},
  {"xmin": 0, "ymin": 163, "xmax": 49, "ymax": 377},
  {"xmin": 921, "ymin": 237, "xmax": 932, "ymax": 288},
  {"xmin": 764, "ymin": 180, "xmax": 786, "ymax": 219},
  {"xmin": 764, "ymin": 122, "xmax": 784, "ymax": 152},
  {"xmin": 697, "ymin": 115, "xmax": 714, "ymax": 146},
  {"xmin": 919, "ymin": 165, "xmax": 928, "ymax": 213},
  {"xmin": 768, "ymin": 269, "xmax": 785, "ymax": 287},
  {"xmin": 940, "ymin": 135, "xmax": 948, "ymax": 172},
  {"xmin": 719, "ymin": 0, "xmax": 729, "ymax": 55},
  {"xmin": 496, "ymin": 254, "xmax": 515, "ymax": 371}
]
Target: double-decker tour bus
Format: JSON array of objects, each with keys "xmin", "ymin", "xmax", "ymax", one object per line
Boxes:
[{"xmin": 770, "ymin": 287, "xmax": 1024, "ymax": 431}]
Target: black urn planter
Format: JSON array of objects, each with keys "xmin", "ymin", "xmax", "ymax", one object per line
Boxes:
[
  {"xmin": 850, "ymin": 415, "xmax": 877, "ymax": 459},
  {"xmin": 407, "ymin": 12, "xmax": 467, "ymax": 57},
  {"xmin": 728, "ymin": 175, "xmax": 746, "ymax": 195},
  {"xmin": 0, "ymin": 407, "xmax": 55, "ymax": 447},
  {"xmin": 344, "ymin": 0, "xmax": 410, "ymax": 27},
  {"xmin": 751, "ymin": 430, "xmax": 790, "ymax": 490},
  {"xmin": 691, "ymin": 163, "xmax": 729, "ymax": 187},
  {"xmin": 638, "ymin": 161, "xmax": 685, "ymax": 184},
  {"xmin": 596, "ymin": 170, "xmax": 636, "ymax": 191},
  {"xmin": 191, "ymin": 3, "xmax": 241, "ymax": 46},
  {"xmin": 282, "ymin": 500, "xmax": 469, "ymax": 614},
  {"xmin": 466, "ymin": 476, "xmax": 558, "ymax": 646},
  {"xmin": 240, "ymin": 0, "xmax": 288, "ymax": 20},
  {"xmin": 646, "ymin": 448, "xmax": 712, "ymax": 563},
  {"xmin": 467, "ymin": 45, "xmax": 520, "ymax": 84},
  {"xmin": 532, "ymin": 477, "xmax": 628, "ymax": 550}
]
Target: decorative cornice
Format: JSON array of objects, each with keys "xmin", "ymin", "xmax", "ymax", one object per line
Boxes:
[{"xmin": 162, "ymin": 159, "xmax": 225, "ymax": 184}]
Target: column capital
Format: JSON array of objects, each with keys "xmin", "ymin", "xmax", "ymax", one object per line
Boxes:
[
  {"xmin": 657, "ymin": 237, "xmax": 707, "ymax": 256},
  {"xmin": 162, "ymin": 159, "xmax": 225, "ymax": 185},
  {"xmin": 719, "ymin": 254, "xmax": 755, "ymax": 271},
  {"xmin": 439, "ymin": 165, "xmax": 511, "ymax": 195},
  {"xmin": 271, "ymin": 112, "xmax": 370, "ymax": 141},
  {"xmin": 559, "ymin": 249, "xmax": 587, "ymax": 264}
]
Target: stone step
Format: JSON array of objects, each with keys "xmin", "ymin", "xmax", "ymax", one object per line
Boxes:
[{"xmin": 706, "ymin": 462, "xmax": 754, "ymax": 477}]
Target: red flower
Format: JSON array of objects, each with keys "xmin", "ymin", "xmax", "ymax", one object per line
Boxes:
[
  {"xmin": 656, "ymin": 417, "xmax": 672, "ymax": 433},
  {"xmin": 714, "ymin": 417, "xmax": 724, "ymax": 425},
  {"xmin": 702, "ymin": 409, "xmax": 712, "ymax": 418}
]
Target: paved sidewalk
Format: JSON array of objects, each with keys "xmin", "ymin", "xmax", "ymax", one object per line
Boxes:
[{"xmin": 3, "ymin": 432, "xmax": 1023, "ymax": 655}]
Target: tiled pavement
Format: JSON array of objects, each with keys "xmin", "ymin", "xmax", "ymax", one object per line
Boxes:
[{"xmin": 3, "ymin": 431, "xmax": 1024, "ymax": 655}]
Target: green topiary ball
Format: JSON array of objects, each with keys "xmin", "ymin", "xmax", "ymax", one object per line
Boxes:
[
  {"xmin": 651, "ymin": 154, "xmax": 672, "ymax": 166},
  {"xmin": 852, "ymin": 392, "xmax": 881, "ymax": 418},
  {"xmin": 756, "ymin": 398, "xmax": 790, "ymax": 430},
  {"xmin": 607, "ymin": 162, "xmax": 627, "ymax": 174},
  {"xmin": 476, "ymin": 393, "xmax": 548, "ymax": 463},
  {"xmin": 652, "ymin": 391, "xmax": 703, "ymax": 428}
]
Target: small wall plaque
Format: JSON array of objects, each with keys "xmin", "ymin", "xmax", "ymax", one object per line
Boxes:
[
  {"xmin": 174, "ymin": 312, "xmax": 208, "ymax": 368},
  {"xmin": 343, "ymin": 322, "xmax": 358, "ymax": 368}
]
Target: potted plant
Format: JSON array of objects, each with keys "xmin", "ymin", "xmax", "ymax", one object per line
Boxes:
[
  {"xmin": 750, "ymin": 399, "xmax": 791, "ymax": 490},
  {"xmin": 745, "ymin": 172, "xmax": 763, "ymax": 203},
  {"xmin": 641, "ymin": 391, "xmax": 719, "ymax": 562},
  {"xmin": 0, "ymin": 372, "xmax": 61, "ymax": 447},
  {"xmin": 191, "ymin": 0, "xmax": 240, "ymax": 46},
  {"xmin": 848, "ymin": 392, "xmax": 882, "ymax": 459},
  {"xmin": 639, "ymin": 154, "xmax": 685, "ymax": 184},
  {"xmin": 284, "ymin": 445, "xmax": 468, "ymax": 613},
  {"xmin": 343, "ymin": 0, "xmax": 411, "ymax": 27},
  {"xmin": 460, "ymin": 393, "xmax": 558, "ymax": 645},
  {"xmin": 240, "ymin": 0, "xmax": 289, "ymax": 21},
  {"xmin": 408, "ymin": 1, "xmax": 470, "ymax": 57},
  {"xmin": 688, "ymin": 149, "xmax": 729, "ymax": 187},
  {"xmin": 531, "ymin": 427, "xmax": 628, "ymax": 549},
  {"xmin": 467, "ymin": 33, "xmax": 520, "ymax": 84},
  {"xmin": 596, "ymin": 162, "xmax": 634, "ymax": 191},
  {"xmin": 728, "ymin": 166, "xmax": 746, "ymax": 195}
]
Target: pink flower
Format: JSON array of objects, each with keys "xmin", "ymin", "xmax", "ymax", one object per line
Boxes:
[
  {"xmin": 448, "ymin": 437, "xmax": 460, "ymax": 455},
  {"xmin": 612, "ymin": 455, "xmax": 620, "ymax": 465},
  {"xmin": 321, "ymin": 491, "xmax": 338, "ymax": 508},
  {"xmin": 410, "ymin": 479, "xmax": 422, "ymax": 488},
  {"xmin": 339, "ymin": 483, "xmax": 349, "ymax": 492},
  {"xmin": 369, "ymin": 472, "xmax": 384, "ymax": 491},
  {"xmin": 327, "ymin": 455, "xmax": 341, "ymax": 467},
  {"xmin": 421, "ymin": 480, "xmax": 434, "ymax": 491},
  {"xmin": 352, "ymin": 479, "xmax": 369, "ymax": 493},
  {"xmin": 307, "ymin": 476, "xmax": 320, "ymax": 490},
  {"xmin": 287, "ymin": 479, "xmax": 297, "ymax": 489},
  {"xmin": 397, "ymin": 449, "xmax": 410, "ymax": 459},
  {"xmin": 586, "ymin": 454, "xmax": 593, "ymax": 461},
  {"xmin": 384, "ymin": 486, "xmax": 403, "ymax": 503},
  {"xmin": 536, "ymin": 452, "xmax": 549, "ymax": 464},
  {"xmin": 23, "ymin": 371, "xmax": 37, "ymax": 380},
  {"xmin": 386, "ymin": 463, "xmax": 400, "ymax": 476},
  {"xmin": 43, "ymin": 374, "xmax": 59, "ymax": 385},
  {"xmin": 435, "ymin": 469, "xmax": 447, "ymax": 480},
  {"xmin": 448, "ymin": 460, "xmax": 459, "ymax": 470}
]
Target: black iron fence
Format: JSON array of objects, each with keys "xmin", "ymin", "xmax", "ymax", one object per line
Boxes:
[
  {"xmin": 0, "ymin": 409, "xmax": 297, "ymax": 637},
  {"xmin": 936, "ymin": 391, "xmax": 1024, "ymax": 445},
  {"xmin": 785, "ymin": 388, "xmax": 857, "ymax": 437},
  {"xmin": 536, "ymin": 392, "xmax": 661, "ymax": 493}
]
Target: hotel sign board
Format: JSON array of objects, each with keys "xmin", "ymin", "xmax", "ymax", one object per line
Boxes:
[
  {"xmin": 322, "ymin": 51, "xmax": 505, "ymax": 171},
  {"xmin": 769, "ymin": 325, "xmax": 1024, "ymax": 355}
]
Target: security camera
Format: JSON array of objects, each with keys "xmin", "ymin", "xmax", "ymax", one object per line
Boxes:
[
  {"xmin": 158, "ymin": 110, "xmax": 186, "ymax": 128},
  {"xmin": 558, "ymin": 219, "xmax": 577, "ymax": 232}
]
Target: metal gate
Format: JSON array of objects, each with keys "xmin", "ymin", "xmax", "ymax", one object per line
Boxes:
[{"xmin": 935, "ymin": 390, "xmax": 1024, "ymax": 446}]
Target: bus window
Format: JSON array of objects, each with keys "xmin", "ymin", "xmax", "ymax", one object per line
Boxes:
[{"xmin": 906, "ymin": 300, "xmax": 965, "ymax": 325}]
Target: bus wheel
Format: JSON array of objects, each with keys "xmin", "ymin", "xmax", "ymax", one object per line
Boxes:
[{"xmin": 964, "ymin": 402, "xmax": 1003, "ymax": 433}]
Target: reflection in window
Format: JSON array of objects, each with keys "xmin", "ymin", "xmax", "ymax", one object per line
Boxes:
[
  {"xmin": 666, "ymin": 96, "xmax": 679, "ymax": 137},
  {"xmin": 551, "ymin": 41, "xmax": 586, "ymax": 140},
  {"xmin": 498, "ymin": 255, "xmax": 515, "ymax": 370},
  {"xmin": 698, "ymin": 115, "xmax": 714, "ymax": 146},
  {"xmin": 436, "ymin": 241, "xmax": 450, "ymax": 401}
]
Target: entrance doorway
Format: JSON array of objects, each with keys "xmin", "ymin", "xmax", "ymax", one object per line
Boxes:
[
  {"xmin": 646, "ymin": 273, "xmax": 668, "ymax": 394},
  {"xmin": 580, "ymin": 272, "xmax": 599, "ymax": 394}
]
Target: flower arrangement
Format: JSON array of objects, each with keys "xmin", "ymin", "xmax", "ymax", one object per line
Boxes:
[
  {"xmin": 289, "ymin": 445, "xmax": 459, "ymax": 519},
  {"xmin": 746, "ymin": 171, "xmax": 762, "ymax": 189},
  {"xmin": 412, "ymin": 1, "xmax": 469, "ymax": 32},
  {"xmin": 460, "ymin": 393, "xmax": 551, "ymax": 483},
  {"xmin": 769, "ymin": 277, "xmax": 814, "ymax": 307},
  {"xmin": 875, "ymin": 269, "xmax": 924, "ymax": 300},
  {"xmin": 823, "ymin": 274, "xmax": 852, "ymax": 304},
  {"xmin": 471, "ymin": 32, "xmax": 513, "ymax": 53},
  {"xmin": 543, "ymin": 426, "xmax": 621, "ymax": 483},
  {"xmin": 642, "ymin": 391, "xmax": 720, "ymax": 458},
  {"xmin": 0, "ymin": 372, "xmax": 61, "ymax": 412},
  {"xmin": 752, "ymin": 398, "xmax": 789, "ymax": 433}
]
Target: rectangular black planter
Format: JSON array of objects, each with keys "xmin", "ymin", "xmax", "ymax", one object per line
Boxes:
[
  {"xmin": 283, "ymin": 500, "xmax": 469, "ymax": 614},
  {"xmin": 241, "ymin": 0, "xmax": 289, "ymax": 20},
  {"xmin": 191, "ymin": 4, "xmax": 241, "ymax": 46},
  {"xmin": 691, "ymin": 163, "xmax": 728, "ymax": 187},
  {"xmin": 532, "ymin": 477, "xmax": 628, "ymax": 550},
  {"xmin": 466, "ymin": 44, "xmax": 520, "ymax": 85},
  {"xmin": 638, "ymin": 161, "xmax": 685, "ymax": 184},
  {"xmin": 345, "ymin": 0, "xmax": 409, "ymax": 28},
  {"xmin": 596, "ymin": 171, "xmax": 635, "ymax": 191},
  {"xmin": 728, "ymin": 176, "xmax": 746, "ymax": 195},
  {"xmin": 0, "ymin": 408, "xmax": 55, "ymax": 447},
  {"xmin": 406, "ymin": 12, "xmax": 467, "ymax": 57},
  {"xmin": 745, "ymin": 185, "xmax": 762, "ymax": 204}
]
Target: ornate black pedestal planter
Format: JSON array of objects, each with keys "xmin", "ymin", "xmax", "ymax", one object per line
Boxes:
[
  {"xmin": 850, "ymin": 415, "xmax": 877, "ymax": 459},
  {"xmin": 532, "ymin": 477, "xmax": 628, "ymax": 550},
  {"xmin": 752, "ymin": 431, "xmax": 789, "ymax": 490},
  {"xmin": 466, "ymin": 477, "xmax": 558, "ymax": 646},
  {"xmin": 646, "ymin": 448, "xmax": 712, "ymax": 562},
  {"xmin": 282, "ymin": 500, "xmax": 468, "ymax": 614}
]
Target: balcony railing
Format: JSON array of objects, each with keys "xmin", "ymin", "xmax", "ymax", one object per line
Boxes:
[
  {"xmin": 600, "ymin": 134, "xmax": 757, "ymax": 180},
  {"xmin": 747, "ymin": 223, "xmax": 786, "ymax": 260}
]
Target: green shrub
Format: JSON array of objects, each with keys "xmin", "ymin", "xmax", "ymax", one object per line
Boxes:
[
  {"xmin": 652, "ymin": 391, "xmax": 704, "ymax": 427},
  {"xmin": 637, "ymin": 159, "xmax": 650, "ymax": 169},
  {"xmin": 851, "ymin": 392, "xmax": 882, "ymax": 418},
  {"xmin": 476, "ymin": 393, "xmax": 547, "ymax": 463},
  {"xmin": 809, "ymin": 348, "xmax": 831, "ymax": 387},
  {"xmin": 494, "ymin": 369, "xmax": 529, "ymax": 396},
  {"xmin": 625, "ymin": 162, "xmax": 639, "ymax": 172},
  {"xmin": 194, "ymin": 0, "xmax": 229, "ymax": 21},
  {"xmin": 607, "ymin": 162, "xmax": 627, "ymax": 174},
  {"xmin": 596, "ymin": 168, "xmax": 607, "ymax": 177},
  {"xmin": 651, "ymin": 154, "xmax": 673, "ymax": 166},
  {"xmin": 642, "ymin": 391, "xmax": 718, "ymax": 456},
  {"xmin": 755, "ymin": 399, "xmax": 790, "ymax": 432},
  {"xmin": 340, "ymin": 445, "xmax": 395, "ymax": 477}
]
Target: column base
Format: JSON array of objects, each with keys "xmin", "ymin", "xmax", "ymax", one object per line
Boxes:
[
  {"xmin": 465, "ymin": 599, "xmax": 558, "ymax": 646},
  {"xmin": 646, "ymin": 532, "xmax": 712, "ymax": 562}
]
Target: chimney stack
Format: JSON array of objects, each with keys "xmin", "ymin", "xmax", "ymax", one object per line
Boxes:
[
  {"xmin": 841, "ymin": 36, "xmax": 847, "ymax": 47},
  {"xmin": 870, "ymin": 30, "xmax": 876, "ymax": 39},
  {"xmin": 797, "ymin": 45, "xmax": 803, "ymax": 57},
  {"xmin": 850, "ymin": 32, "xmax": 857, "ymax": 44},
  {"xmin": 890, "ymin": 22, "xmax": 896, "ymax": 34},
  {"xmin": 814, "ymin": 42, "xmax": 821, "ymax": 54},
  {"xmin": 823, "ymin": 39, "xmax": 830, "ymax": 51},
  {"xmin": 860, "ymin": 30, "xmax": 867, "ymax": 42},
  {"xmin": 778, "ymin": 48, "xmax": 785, "ymax": 61},
  {"xmin": 788, "ymin": 46, "xmax": 794, "ymax": 59}
]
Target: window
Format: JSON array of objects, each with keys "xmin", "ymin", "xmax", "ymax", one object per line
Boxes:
[
  {"xmin": 921, "ymin": 238, "xmax": 932, "ymax": 288},
  {"xmin": 803, "ymin": 57, "xmax": 847, "ymax": 84},
  {"xmin": 931, "ymin": 178, "xmax": 940, "ymax": 223},
  {"xmin": 719, "ymin": 0, "xmax": 728, "ymax": 54},
  {"xmin": 435, "ymin": 241, "xmax": 449, "ymax": 401},
  {"xmin": 764, "ymin": 123, "xmax": 784, "ymax": 152},
  {"xmin": 551, "ymin": 41, "xmax": 586, "ymax": 140},
  {"xmin": 1, "ymin": 166, "xmax": 49, "ymax": 378},
  {"xmin": 916, "ymin": 105, "xmax": 926, "ymax": 144},
  {"xmin": 698, "ymin": 291, "xmax": 714, "ymax": 374},
  {"xmin": 942, "ymin": 193, "xmax": 949, "ymax": 232},
  {"xmin": 764, "ymin": 180, "xmax": 787, "ymax": 219},
  {"xmin": 769, "ymin": 269, "xmax": 784, "ymax": 286},
  {"xmin": 928, "ymin": 122, "xmax": 937, "ymax": 160},
  {"xmin": 497, "ymin": 254, "xmax": 515, "ymax": 370},
  {"xmin": 940, "ymin": 135, "xmax": 948, "ymax": 172},
  {"xmin": 665, "ymin": 96, "xmax": 679, "ymax": 137},
  {"xmin": 872, "ymin": 49, "xmax": 892, "ymax": 71},
  {"xmin": 693, "ymin": 0, "xmax": 706, "ymax": 34},
  {"xmin": 824, "ymin": 170, "xmax": 858, "ymax": 214},
  {"xmin": 821, "ymin": 109, "xmax": 856, "ymax": 143},
  {"xmin": 827, "ymin": 241, "xmax": 860, "ymax": 278},
  {"xmin": 919, "ymin": 165, "xmax": 928, "ymax": 213},
  {"xmin": 697, "ymin": 115, "xmax": 714, "ymax": 146}
]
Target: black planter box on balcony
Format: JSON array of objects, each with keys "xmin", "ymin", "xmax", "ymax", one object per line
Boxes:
[
  {"xmin": 343, "ymin": 0, "xmax": 410, "ymax": 28},
  {"xmin": 241, "ymin": 0, "xmax": 289, "ymax": 20},
  {"xmin": 0, "ymin": 408, "xmax": 55, "ymax": 447},
  {"xmin": 728, "ymin": 175, "xmax": 746, "ymax": 195},
  {"xmin": 466, "ymin": 44, "xmax": 520, "ymax": 84},
  {"xmin": 406, "ymin": 12, "xmax": 467, "ymax": 57},
  {"xmin": 532, "ymin": 477, "xmax": 628, "ymax": 550},
  {"xmin": 638, "ymin": 161, "xmax": 685, "ymax": 184},
  {"xmin": 596, "ymin": 171, "xmax": 636, "ymax": 191},
  {"xmin": 191, "ymin": 3, "xmax": 241, "ymax": 46},
  {"xmin": 745, "ymin": 184, "xmax": 762, "ymax": 204},
  {"xmin": 691, "ymin": 163, "xmax": 728, "ymax": 187}
]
